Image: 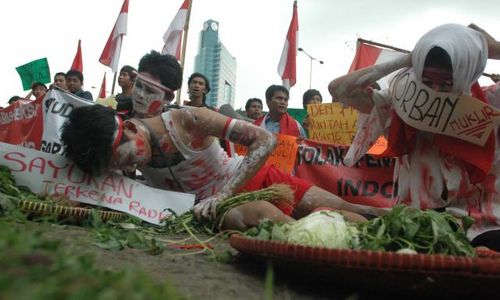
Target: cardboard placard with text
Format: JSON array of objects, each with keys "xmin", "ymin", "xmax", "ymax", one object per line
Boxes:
[
  {"xmin": 234, "ymin": 134, "xmax": 298, "ymax": 174},
  {"xmin": 307, "ymin": 103, "xmax": 387, "ymax": 154}
]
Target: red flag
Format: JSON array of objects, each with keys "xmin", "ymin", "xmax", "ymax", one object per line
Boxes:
[
  {"xmin": 99, "ymin": 72, "xmax": 107, "ymax": 98},
  {"xmin": 348, "ymin": 39, "xmax": 407, "ymax": 89},
  {"xmin": 99, "ymin": 0, "xmax": 128, "ymax": 72},
  {"xmin": 71, "ymin": 39, "xmax": 83, "ymax": 72},
  {"xmin": 277, "ymin": 1, "xmax": 298, "ymax": 89},
  {"xmin": 162, "ymin": 0, "xmax": 190, "ymax": 60}
]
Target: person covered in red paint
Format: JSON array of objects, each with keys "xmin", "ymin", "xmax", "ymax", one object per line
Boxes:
[
  {"xmin": 61, "ymin": 51, "xmax": 384, "ymax": 231},
  {"xmin": 329, "ymin": 23, "xmax": 500, "ymax": 251}
]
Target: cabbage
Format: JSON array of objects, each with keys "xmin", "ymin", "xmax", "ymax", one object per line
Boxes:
[{"xmin": 284, "ymin": 211, "xmax": 359, "ymax": 249}]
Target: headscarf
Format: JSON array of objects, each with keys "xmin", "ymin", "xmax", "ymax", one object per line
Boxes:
[{"xmin": 411, "ymin": 23, "xmax": 488, "ymax": 94}]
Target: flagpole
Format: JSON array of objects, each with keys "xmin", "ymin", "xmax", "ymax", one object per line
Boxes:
[
  {"xmin": 111, "ymin": 71, "xmax": 118, "ymax": 95},
  {"xmin": 176, "ymin": 0, "xmax": 193, "ymax": 105},
  {"xmin": 357, "ymin": 38, "xmax": 410, "ymax": 54}
]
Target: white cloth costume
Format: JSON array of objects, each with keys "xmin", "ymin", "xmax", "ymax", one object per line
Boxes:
[{"xmin": 344, "ymin": 24, "xmax": 499, "ymax": 239}]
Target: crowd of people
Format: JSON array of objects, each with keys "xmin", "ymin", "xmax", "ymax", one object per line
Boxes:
[{"xmin": 3, "ymin": 23, "xmax": 500, "ymax": 251}]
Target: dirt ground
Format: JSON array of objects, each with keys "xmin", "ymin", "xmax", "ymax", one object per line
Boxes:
[
  {"xmin": 35, "ymin": 222, "xmax": 395, "ymax": 300},
  {"xmin": 9, "ymin": 219, "xmax": 498, "ymax": 299}
]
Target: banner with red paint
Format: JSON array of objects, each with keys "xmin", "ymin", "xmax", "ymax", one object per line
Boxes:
[
  {"xmin": 0, "ymin": 98, "xmax": 43, "ymax": 149},
  {"xmin": 295, "ymin": 139, "xmax": 397, "ymax": 208}
]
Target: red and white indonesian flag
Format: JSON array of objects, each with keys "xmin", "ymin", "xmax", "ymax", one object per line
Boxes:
[
  {"xmin": 277, "ymin": 0, "xmax": 298, "ymax": 89},
  {"xmin": 348, "ymin": 39, "xmax": 407, "ymax": 89},
  {"xmin": 162, "ymin": 0, "xmax": 190, "ymax": 60},
  {"xmin": 99, "ymin": 0, "xmax": 129, "ymax": 72}
]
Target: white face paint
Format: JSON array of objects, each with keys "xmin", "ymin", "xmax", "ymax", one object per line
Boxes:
[{"xmin": 132, "ymin": 73, "xmax": 174, "ymax": 116}]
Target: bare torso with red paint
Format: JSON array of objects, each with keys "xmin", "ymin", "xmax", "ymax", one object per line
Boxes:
[{"xmin": 141, "ymin": 109, "xmax": 243, "ymax": 201}]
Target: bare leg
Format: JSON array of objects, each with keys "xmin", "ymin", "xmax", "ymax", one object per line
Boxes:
[
  {"xmin": 293, "ymin": 186, "xmax": 388, "ymax": 221},
  {"xmin": 222, "ymin": 200, "xmax": 295, "ymax": 231}
]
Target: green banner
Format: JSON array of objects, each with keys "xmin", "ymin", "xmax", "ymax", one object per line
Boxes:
[
  {"xmin": 287, "ymin": 108, "xmax": 306, "ymax": 124},
  {"xmin": 15, "ymin": 58, "xmax": 51, "ymax": 91}
]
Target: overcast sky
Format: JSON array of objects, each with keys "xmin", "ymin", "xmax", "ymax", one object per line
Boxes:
[{"xmin": 1, "ymin": 0, "xmax": 499, "ymax": 109}]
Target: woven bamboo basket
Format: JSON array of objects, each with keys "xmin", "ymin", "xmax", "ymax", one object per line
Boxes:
[
  {"xmin": 18, "ymin": 200, "xmax": 125, "ymax": 222},
  {"xmin": 230, "ymin": 234, "xmax": 500, "ymax": 297}
]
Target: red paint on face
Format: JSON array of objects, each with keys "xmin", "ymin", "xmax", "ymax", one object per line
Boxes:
[
  {"xmin": 135, "ymin": 138, "xmax": 147, "ymax": 157},
  {"xmin": 148, "ymin": 100, "xmax": 163, "ymax": 113}
]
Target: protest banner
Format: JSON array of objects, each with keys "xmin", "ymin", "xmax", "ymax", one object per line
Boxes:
[
  {"xmin": 0, "ymin": 142, "xmax": 194, "ymax": 225},
  {"xmin": 307, "ymin": 103, "xmax": 357, "ymax": 145},
  {"xmin": 295, "ymin": 139, "xmax": 396, "ymax": 208},
  {"xmin": 40, "ymin": 88, "xmax": 93, "ymax": 154},
  {"xmin": 234, "ymin": 134, "xmax": 298, "ymax": 174},
  {"xmin": 390, "ymin": 71, "xmax": 500, "ymax": 146},
  {"xmin": 0, "ymin": 98, "xmax": 43, "ymax": 149},
  {"xmin": 15, "ymin": 58, "xmax": 51, "ymax": 91},
  {"xmin": 307, "ymin": 103, "xmax": 387, "ymax": 154}
]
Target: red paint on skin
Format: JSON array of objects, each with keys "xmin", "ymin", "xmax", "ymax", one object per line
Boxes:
[
  {"xmin": 420, "ymin": 165, "xmax": 433, "ymax": 208},
  {"xmin": 148, "ymin": 100, "xmax": 162, "ymax": 113},
  {"xmin": 135, "ymin": 139, "xmax": 147, "ymax": 157},
  {"xmin": 160, "ymin": 141, "xmax": 173, "ymax": 153}
]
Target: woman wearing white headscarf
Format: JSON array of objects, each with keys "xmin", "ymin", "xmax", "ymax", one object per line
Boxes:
[{"xmin": 329, "ymin": 23, "xmax": 500, "ymax": 250}]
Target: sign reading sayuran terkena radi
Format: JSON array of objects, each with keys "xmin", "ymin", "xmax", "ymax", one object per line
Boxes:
[{"xmin": 0, "ymin": 142, "xmax": 194, "ymax": 225}]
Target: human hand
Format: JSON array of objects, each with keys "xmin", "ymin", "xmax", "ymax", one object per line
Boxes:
[
  {"xmin": 469, "ymin": 23, "xmax": 500, "ymax": 59},
  {"xmin": 193, "ymin": 194, "xmax": 224, "ymax": 221},
  {"xmin": 491, "ymin": 73, "xmax": 500, "ymax": 83}
]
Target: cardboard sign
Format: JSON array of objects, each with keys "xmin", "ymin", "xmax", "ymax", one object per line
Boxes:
[
  {"xmin": 389, "ymin": 71, "xmax": 500, "ymax": 146},
  {"xmin": 16, "ymin": 58, "xmax": 51, "ymax": 91},
  {"xmin": 96, "ymin": 96, "xmax": 118, "ymax": 109},
  {"xmin": 234, "ymin": 134, "xmax": 298, "ymax": 174},
  {"xmin": 307, "ymin": 103, "xmax": 358, "ymax": 145},
  {"xmin": 0, "ymin": 142, "xmax": 194, "ymax": 225}
]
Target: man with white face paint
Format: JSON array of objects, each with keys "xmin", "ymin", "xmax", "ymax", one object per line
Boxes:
[
  {"xmin": 62, "ymin": 50, "xmax": 385, "ymax": 231},
  {"xmin": 329, "ymin": 24, "xmax": 500, "ymax": 250}
]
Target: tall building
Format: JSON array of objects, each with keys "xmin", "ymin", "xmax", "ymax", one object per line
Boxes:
[{"xmin": 194, "ymin": 19, "xmax": 237, "ymax": 108}]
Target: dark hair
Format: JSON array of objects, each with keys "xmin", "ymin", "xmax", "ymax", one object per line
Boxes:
[
  {"xmin": 245, "ymin": 98, "xmax": 263, "ymax": 110},
  {"xmin": 66, "ymin": 69, "xmax": 84, "ymax": 82},
  {"xmin": 8, "ymin": 96, "xmax": 21, "ymax": 105},
  {"xmin": 302, "ymin": 89, "xmax": 322, "ymax": 108},
  {"xmin": 54, "ymin": 72, "xmax": 66, "ymax": 79},
  {"xmin": 31, "ymin": 82, "xmax": 47, "ymax": 90},
  {"xmin": 265, "ymin": 85, "xmax": 289, "ymax": 101},
  {"xmin": 138, "ymin": 50, "xmax": 182, "ymax": 91},
  {"xmin": 61, "ymin": 105, "xmax": 118, "ymax": 175},
  {"xmin": 188, "ymin": 73, "xmax": 211, "ymax": 93},
  {"xmin": 120, "ymin": 65, "xmax": 137, "ymax": 80},
  {"xmin": 188, "ymin": 72, "xmax": 211, "ymax": 103},
  {"xmin": 424, "ymin": 46, "xmax": 453, "ymax": 72}
]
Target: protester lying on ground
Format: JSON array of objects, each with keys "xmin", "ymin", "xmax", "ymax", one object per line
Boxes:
[
  {"xmin": 60, "ymin": 52, "xmax": 384, "ymax": 231},
  {"xmin": 328, "ymin": 23, "xmax": 500, "ymax": 251}
]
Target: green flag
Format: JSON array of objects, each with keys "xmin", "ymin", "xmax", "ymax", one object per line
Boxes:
[
  {"xmin": 15, "ymin": 58, "xmax": 51, "ymax": 91},
  {"xmin": 287, "ymin": 108, "xmax": 306, "ymax": 124}
]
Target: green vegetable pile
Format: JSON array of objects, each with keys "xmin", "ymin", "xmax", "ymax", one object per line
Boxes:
[
  {"xmin": 246, "ymin": 205, "xmax": 476, "ymax": 257},
  {"xmin": 357, "ymin": 205, "xmax": 475, "ymax": 256}
]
